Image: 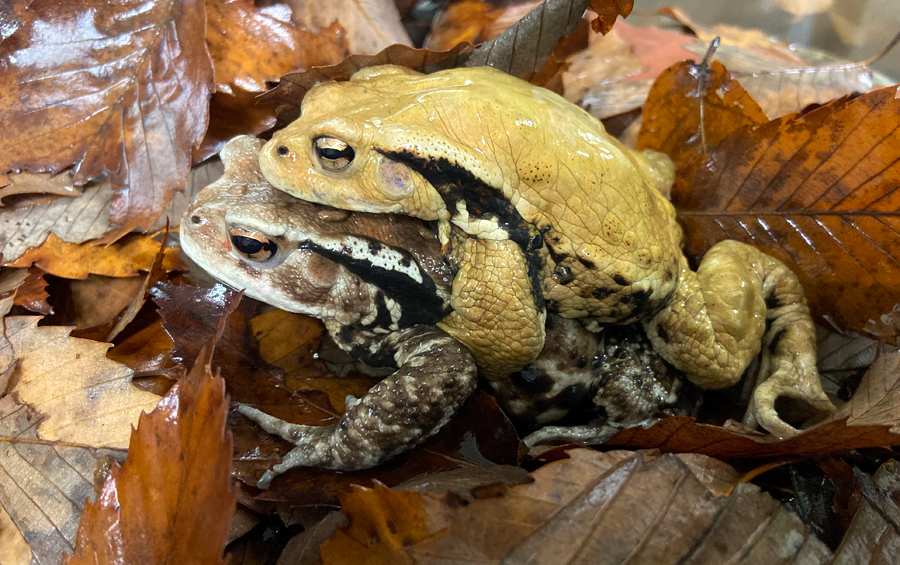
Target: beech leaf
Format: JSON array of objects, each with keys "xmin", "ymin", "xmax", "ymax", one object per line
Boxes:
[
  {"xmin": 287, "ymin": 0, "xmax": 412, "ymax": 55},
  {"xmin": 0, "ymin": 0, "xmax": 214, "ymax": 238},
  {"xmin": 64, "ymin": 319, "xmax": 237, "ymax": 565},
  {"xmin": 0, "ymin": 397, "xmax": 126, "ymax": 565},
  {"xmin": 4, "ymin": 316, "xmax": 162, "ymax": 448},
  {"xmin": 670, "ymin": 86, "xmax": 900, "ymax": 341},
  {"xmin": 321, "ymin": 450, "xmax": 831, "ymax": 564},
  {"xmin": 5, "ymin": 232, "xmax": 184, "ymax": 279}
]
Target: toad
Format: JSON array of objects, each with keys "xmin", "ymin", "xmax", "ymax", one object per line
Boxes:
[
  {"xmin": 259, "ymin": 65, "xmax": 834, "ymax": 437},
  {"xmin": 182, "ymin": 136, "xmax": 696, "ymax": 487}
]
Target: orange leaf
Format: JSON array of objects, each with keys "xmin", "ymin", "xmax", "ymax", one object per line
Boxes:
[
  {"xmin": 64, "ymin": 318, "xmax": 237, "ymax": 564},
  {"xmin": 637, "ymin": 59, "xmax": 768, "ymax": 171},
  {"xmin": 5, "ymin": 233, "xmax": 184, "ymax": 279},
  {"xmin": 673, "ymin": 86, "xmax": 900, "ymax": 341},
  {"xmin": 0, "ymin": 0, "xmax": 214, "ymax": 238},
  {"xmin": 12, "ymin": 267, "xmax": 50, "ymax": 315}
]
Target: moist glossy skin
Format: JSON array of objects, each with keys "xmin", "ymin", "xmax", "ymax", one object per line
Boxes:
[
  {"xmin": 183, "ymin": 136, "xmax": 693, "ymax": 486},
  {"xmin": 259, "ymin": 66, "xmax": 835, "ymax": 437}
]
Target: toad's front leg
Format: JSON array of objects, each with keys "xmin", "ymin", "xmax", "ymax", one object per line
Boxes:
[
  {"xmin": 238, "ymin": 326, "xmax": 476, "ymax": 488},
  {"xmin": 438, "ymin": 237, "xmax": 546, "ymax": 380},
  {"xmin": 643, "ymin": 240, "xmax": 834, "ymax": 437}
]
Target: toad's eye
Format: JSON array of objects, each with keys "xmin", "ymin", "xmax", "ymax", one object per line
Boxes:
[
  {"xmin": 313, "ymin": 137, "xmax": 355, "ymax": 172},
  {"xmin": 229, "ymin": 228, "xmax": 278, "ymax": 262}
]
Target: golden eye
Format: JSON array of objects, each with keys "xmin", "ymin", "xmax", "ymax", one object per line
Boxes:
[
  {"xmin": 228, "ymin": 227, "xmax": 278, "ymax": 262},
  {"xmin": 313, "ymin": 137, "xmax": 355, "ymax": 172}
]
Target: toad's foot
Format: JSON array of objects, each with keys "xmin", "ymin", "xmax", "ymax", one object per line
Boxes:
[
  {"xmin": 438, "ymin": 237, "xmax": 545, "ymax": 379},
  {"xmin": 643, "ymin": 240, "xmax": 834, "ymax": 437},
  {"xmin": 239, "ymin": 326, "xmax": 477, "ymax": 488},
  {"xmin": 524, "ymin": 424, "xmax": 621, "ymax": 447}
]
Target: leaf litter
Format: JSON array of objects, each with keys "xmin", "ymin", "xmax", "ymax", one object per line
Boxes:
[{"xmin": 2, "ymin": 0, "xmax": 900, "ymax": 563}]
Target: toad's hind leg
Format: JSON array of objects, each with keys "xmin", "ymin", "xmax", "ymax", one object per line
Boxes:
[
  {"xmin": 438, "ymin": 237, "xmax": 546, "ymax": 379},
  {"xmin": 643, "ymin": 240, "xmax": 834, "ymax": 437},
  {"xmin": 238, "ymin": 326, "xmax": 477, "ymax": 488}
]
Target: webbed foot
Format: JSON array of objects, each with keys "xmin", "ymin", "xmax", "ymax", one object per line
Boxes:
[{"xmin": 644, "ymin": 240, "xmax": 834, "ymax": 437}]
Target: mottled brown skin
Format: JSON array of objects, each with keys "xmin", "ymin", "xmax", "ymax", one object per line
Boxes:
[
  {"xmin": 183, "ymin": 136, "xmax": 695, "ymax": 485},
  {"xmin": 259, "ymin": 66, "xmax": 834, "ymax": 436}
]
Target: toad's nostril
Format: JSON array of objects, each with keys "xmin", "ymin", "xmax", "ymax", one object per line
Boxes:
[
  {"xmin": 276, "ymin": 145, "xmax": 290, "ymax": 157},
  {"xmin": 190, "ymin": 215, "xmax": 202, "ymax": 224}
]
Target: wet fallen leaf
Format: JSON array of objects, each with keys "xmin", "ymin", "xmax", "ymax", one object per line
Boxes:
[
  {"xmin": 287, "ymin": 0, "xmax": 412, "ymax": 55},
  {"xmin": 11, "ymin": 267, "xmax": 50, "ymax": 315},
  {"xmin": 0, "ymin": 0, "xmax": 31, "ymax": 42},
  {"xmin": 321, "ymin": 449, "xmax": 830, "ymax": 564},
  {"xmin": 64, "ymin": 318, "xmax": 237, "ymax": 565},
  {"xmin": 0, "ymin": 0, "xmax": 214, "ymax": 239},
  {"xmin": 832, "ymin": 459, "xmax": 900, "ymax": 562},
  {"xmin": 250, "ymin": 309, "xmax": 332, "ymax": 383},
  {"xmin": 815, "ymin": 326, "xmax": 896, "ymax": 399},
  {"xmin": 198, "ymin": 2, "xmax": 349, "ymax": 162},
  {"xmin": 207, "ymin": 0, "xmax": 346, "ymax": 97},
  {"xmin": 0, "ymin": 171, "xmax": 81, "ymax": 204},
  {"xmin": 637, "ymin": 58, "xmax": 768, "ymax": 171},
  {"xmin": 669, "ymin": 86, "xmax": 900, "ymax": 341},
  {"xmin": 5, "ymin": 316, "xmax": 162, "ymax": 447},
  {"xmin": 5, "ymin": 232, "xmax": 184, "ymax": 279},
  {"xmin": 107, "ymin": 319, "xmax": 177, "ymax": 380},
  {"xmin": 0, "ymin": 397, "xmax": 125, "ymax": 565}
]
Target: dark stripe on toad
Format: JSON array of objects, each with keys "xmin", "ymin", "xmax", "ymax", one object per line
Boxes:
[
  {"xmin": 298, "ymin": 239, "xmax": 448, "ymax": 327},
  {"xmin": 377, "ymin": 147, "xmax": 546, "ymax": 309}
]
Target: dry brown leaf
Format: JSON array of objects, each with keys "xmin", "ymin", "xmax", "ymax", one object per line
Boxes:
[
  {"xmin": 562, "ymin": 26, "xmax": 643, "ymax": 104},
  {"xmin": 579, "ymin": 20, "xmax": 873, "ymax": 121},
  {"xmin": 832, "ymin": 459, "xmax": 900, "ymax": 562},
  {"xmin": 670, "ymin": 86, "xmax": 900, "ymax": 342},
  {"xmin": 578, "ymin": 21, "xmax": 699, "ymax": 117},
  {"xmin": 287, "ymin": 0, "xmax": 412, "ymax": 55},
  {"xmin": 464, "ymin": 0, "xmax": 633, "ymax": 76},
  {"xmin": 0, "ymin": 171, "xmax": 81, "ymax": 204},
  {"xmin": 0, "ymin": 0, "xmax": 214, "ymax": 239},
  {"xmin": 321, "ymin": 449, "xmax": 830, "ymax": 564},
  {"xmin": 5, "ymin": 232, "xmax": 184, "ymax": 279},
  {"xmin": 64, "ymin": 324, "xmax": 236, "ymax": 565},
  {"xmin": 0, "ymin": 396, "xmax": 126, "ymax": 565},
  {"xmin": 660, "ymin": 6, "xmax": 806, "ymax": 64},
  {"xmin": 5, "ymin": 316, "xmax": 162, "ymax": 448},
  {"xmin": 0, "ymin": 501, "xmax": 31, "ymax": 565},
  {"xmin": 0, "ymin": 184, "xmax": 114, "ymax": 263},
  {"xmin": 637, "ymin": 59, "xmax": 768, "ymax": 171},
  {"xmin": 833, "ymin": 350, "xmax": 900, "ymax": 430}
]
